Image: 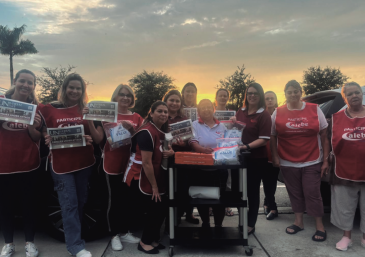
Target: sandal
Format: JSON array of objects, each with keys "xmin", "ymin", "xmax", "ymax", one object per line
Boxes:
[
  {"xmin": 312, "ymin": 230, "xmax": 327, "ymax": 242},
  {"xmin": 285, "ymin": 225, "xmax": 304, "ymax": 235},
  {"xmin": 226, "ymin": 208, "xmax": 234, "ymax": 216}
]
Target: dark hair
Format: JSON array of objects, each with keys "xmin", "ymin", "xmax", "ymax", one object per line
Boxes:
[
  {"xmin": 143, "ymin": 100, "xmax": 169, "ymax": 133},
  {"xmin": 215, "ymin": 88, "xmax": 230, "ymax": 106},
  {"xmin": 181, "ymin": 82, "xmax": 197, "ymax": 107},
  {"xmin": 163, "ymin": 90, "xmax": 183, "ymax": 117},
  {"xmin": 243, "ymin": 83, "xmax": 265, "ymax": 110},
  {"xmin": 284, "ymin": 80, "xmax": 302, "ymax": 93},
  {"xmin": 197, "ymin": 99, "xmax": 215, "ymax": 113},
  {"xmin": 6, "ymin": 69, "xmax": 39, "ymax": 104},
  {"xmin": 265, "ymin": 91, "xmax": 278, "ymax": 108}
]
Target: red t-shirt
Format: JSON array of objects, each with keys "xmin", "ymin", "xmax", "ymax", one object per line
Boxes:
[{"xmin": 236, "ymin": 107, "xmax": 272, "ymax": 159}]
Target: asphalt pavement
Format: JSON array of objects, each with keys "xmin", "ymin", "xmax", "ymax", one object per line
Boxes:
[{"xmin": 2, "ymin": 183, "xmax": 364, "ymax": 257}]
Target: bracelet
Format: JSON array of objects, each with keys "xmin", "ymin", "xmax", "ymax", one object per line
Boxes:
[{"xmin": 245, "ymin": 144, "xmax": 251, "ymax": 151}]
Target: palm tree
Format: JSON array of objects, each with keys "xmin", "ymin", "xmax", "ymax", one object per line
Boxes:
[{"xmin": 0, "ymin": 24, "xmax": 38, "ymax": 87}]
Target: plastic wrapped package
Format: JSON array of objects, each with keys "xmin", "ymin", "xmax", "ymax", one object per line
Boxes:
[
  {"xmin": 223, "ymin": 121, "xmax": 246, "ymax": 139},
  {"xmin": 216, "ymin": 138, "xmax": 240, "ymax": 148},
  {"xmin": 103, "ymin": 122, "xmax": 132, "ymax": 150},
  {"xmin": 213, "ymin": 145, "xmax": 240, "ymax": 165}
]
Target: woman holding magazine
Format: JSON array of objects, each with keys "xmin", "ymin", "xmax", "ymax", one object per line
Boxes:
[
  {"xmin": 0, "ymin": 69, "xmax": 42, "ymax": 257},
  {"xmin": 40, "ymin": 73, "xmax": 95, "ymax": 257},
  {"xmin": 83, "ymin": 84, "xmax": 143, "ymax": 251}
]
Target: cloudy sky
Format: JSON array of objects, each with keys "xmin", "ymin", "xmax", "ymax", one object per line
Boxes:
[{"xmin": 0, "ymin": 0, "xmax": 364, "ymax": 103}]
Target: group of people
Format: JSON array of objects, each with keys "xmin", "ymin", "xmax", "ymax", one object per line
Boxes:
[{"xmin": 0, "ymin": 68, "xmax": 364, "ymax": 257}]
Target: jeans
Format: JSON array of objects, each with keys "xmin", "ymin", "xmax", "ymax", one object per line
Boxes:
[
  {"xmin": 0, "ymin": 171, "xmax": 37, "ymax": 243},
  {"xmin": 50, "ymin": 165, "xmax": 93, "ymax": 255}
]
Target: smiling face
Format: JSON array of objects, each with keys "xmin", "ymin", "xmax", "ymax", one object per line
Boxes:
[
  {"xmin": 183, "ymin": 85, "xmax": 197, "ymax": 106},
  {"xmin": 246, "ymin": 87, "xmax": 260, "ymax": 107},
  {"xmin": 216, "ymin": 90, "xmax": 229, "ymax": 107},
  {"xmin": 166, "ymin": 94, "xmax": 181, "ymax": 114},
  {"xmin": 13, "ymin": 73, "xmax": 35, "ymax": 99},
  {"xmin": 285, "ymin": 85, "xmax": 302, "ymax": 104},
  {"xmin": 265, "ymin": 92, "xmax": 277, "ymax": 108},
  {"xmin": 344, "ymin": 85, "xmax": 363, "ymax": 108},
  {"xmin": 116, "ymin": 87, "xmax": 133, "ymax": 109},
  {"xmin": 150, "ymin": 104, "xmax": 168, "ymax": 127},
  {"xmin": 65, "ymin": 80, "xmax": 83, "ymax": 103},
  {"xmin": 198, "ymin": 100, "xmax": 214, "ymax": 120}
]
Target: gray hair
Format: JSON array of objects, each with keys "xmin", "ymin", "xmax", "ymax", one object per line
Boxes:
[{"xmin": 341, "ymin": 81, "xmax": 362, "ymax": 100}]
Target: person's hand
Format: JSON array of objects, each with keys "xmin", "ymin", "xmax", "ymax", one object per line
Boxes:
[
  {"xmin": 121, "ymin": 120, "xmax": 133, "ymax": 130},
  {"xmin": 163, "ymin": 145, "xmax": 174, "ymax": 158},
  {"xmin": 44, "ymin": 134, "xmax": 52, "ymax": 147},
  {"xmin": 83, "ymin": 135, "xmax": 93, "ymax": 145},
  {"xmin": 230, "ymin": 116, "xmax": 237, "ymax": 123},
  {"xmin": 172, "ymin": 137, "xmax": 186, "ymax": 147},
  {"xmin": 29, "ymin": 113, "xmax": 41, "ymax": 129},
  {"xmin": 202, "ymin": 147, "xmax": 214, "ymax": 154},
  {"xmin": 239, "ymin": 145, "xmax": 248, "ymax": 150},
  {"xmin": 152, "ymin": 186, "xmax": 161, "ymax": 202},
  {"xmin": 272, "ymin": 156, "xmax": 280, "ymax": 167},
  {"xmin": 82, "ymin": 107, "xmax": 89, "ymax": 115},
  {"xmin": 321, "ymin": 161, "xmax": 329, "ymax": 178}
]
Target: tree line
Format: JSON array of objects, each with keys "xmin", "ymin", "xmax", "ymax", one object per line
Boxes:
[{"xmin": 1, "ymin": 24, "xmax": 351, "ymax": 116}]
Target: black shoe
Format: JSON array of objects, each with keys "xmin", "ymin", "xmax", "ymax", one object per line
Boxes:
[
  {"xmin": 154, "ymin": 244, "xmax": 166, "ymax": 250},
  {"xmin": 248, "ymin": 227, "xmax": 255, "ymax": 235},
  {"xmin": 263, "ymin": 205, "xmax": 270, "ymax": 215},
  {"xmin": 186, "ymin": 215, "xmax": 200, "ymax": 224},
  {"xmin": 138, "ymin": 244, "xmax": 159, "ymax": 254},
  {"xmin": 266, "ymin": 211, "xmax": 278, "ymax": 220}
]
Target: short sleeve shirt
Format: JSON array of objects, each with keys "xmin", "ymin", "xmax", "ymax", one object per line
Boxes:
[
  {"xmin": 236, "ymin": 107, "xmax": 272, "ymax": 159},
  {"xmin": 189, "ymin": 119, "xmax": 226, "ymax": 149}
]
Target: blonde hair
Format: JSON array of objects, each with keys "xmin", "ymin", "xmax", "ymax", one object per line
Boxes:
[
  {"xmin": 111, "ymin": 84, "xmax": 135, "ymax": 108},
  {"xmin": 6, "ymin": 69, "xmax": 39, "ymax": 105},
  {"xmin": 55, "ymin": 73, "xmax": 88, "ymax": 112}
]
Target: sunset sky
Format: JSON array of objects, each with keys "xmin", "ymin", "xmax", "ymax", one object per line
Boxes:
[{"xmin": 0, "ymin": 0, "xmax": 364, "ymax": 104}]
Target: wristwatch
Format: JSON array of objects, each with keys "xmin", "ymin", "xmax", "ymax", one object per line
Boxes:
[{"xmin": 244, "ymin": 144, "xmax": 251, "ymax": 151}]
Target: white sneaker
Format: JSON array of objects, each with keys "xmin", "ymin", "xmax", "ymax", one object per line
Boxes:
[
  {"xmin": 119, "ymin": 232, "xmax": 140, "ymax": 244},
  {"xmin": 0, "ymin": 244, "xmax": 15, "ymax": 257},
  {"xmin": 75, "ymin": 249, "xmax": 92, "ymax": 257},
  {"xmin": 111, "ymin": 235, "xmax": 123, "ymax": 251},
  {"xmin": 25, "ymin": 242, "xmax": 38, "ymax": 257}
]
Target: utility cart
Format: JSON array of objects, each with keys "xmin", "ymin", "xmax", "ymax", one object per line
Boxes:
[{"xmin": 167, "ymin": 151, "xmax": 252, "ymax": 256}]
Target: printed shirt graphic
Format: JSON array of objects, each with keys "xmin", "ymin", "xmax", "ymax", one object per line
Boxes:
[
  {"xmin": 39, "ymin": 104, "xmax": 95, "ymax": 174},
  {"xmin": 100, "ymin": 113, "xmax": 143, "ymax": 175},
  {"xmin": 275, "ymin": 103, "xmax": 321, "ymax": 164},
  {"xmin": 331, "ymin": 109, "xmax": 365, "ymax": 182},
  {"xmin": 0, "ymin": 95, "xmax": 40, "ymax": 174}
]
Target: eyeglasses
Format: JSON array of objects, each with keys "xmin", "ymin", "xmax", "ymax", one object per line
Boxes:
[
  {"xmin": 118, "ymin": 93, "xmax": 133, "ymax": 98},
  {"xmin": 247, "ymin": 92, "xmax": 259, "ymax": 97}
]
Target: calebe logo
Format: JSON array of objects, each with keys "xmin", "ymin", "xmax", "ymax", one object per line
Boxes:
[
  {"xmin": 2, "ymin": 121, "xmax": 28, "ymax": 131},
  {"xmin": 286, "ymin": 118, "xmax": 309, "ymax": 129},
  {"xmin": 342, "ymin": 131, "xmax": 365, "ymax": 141},
  {"xmin": 58, "ymin": 122, "xmax": 80, "ymax": 128}
]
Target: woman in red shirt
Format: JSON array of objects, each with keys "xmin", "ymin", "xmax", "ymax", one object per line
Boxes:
[
  {"xmin": 84, "ymin": 84, "xmax": 143, "ymax": 251},
  {"xmin": 329, "ymin": 82, "xmax": 365, "ymax": 250},
  {"xmin": 0, "ymin": 69, "xmax": 42, "ymax": 257},
  {"xmin": 40, "ymin": 73, "xmax": 95, "ymax": 257},
  {"xmin": 271, "ymin": 80, "xmax": 329, "ymax": 242},
  {"xmin": 234, "ymin": 83, "xmax": 272, "ymax": 235},
  {"xmin": 124, "ymin": 101, "xmax": 174, "ymax": 254}
]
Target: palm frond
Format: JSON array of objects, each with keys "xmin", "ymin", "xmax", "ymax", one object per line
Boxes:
[{"xmin": 13, "ymin": 39, "xmax": 38, "ymax": 56}]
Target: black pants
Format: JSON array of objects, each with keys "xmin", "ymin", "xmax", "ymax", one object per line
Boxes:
[
  {"xmin": 176, "ymin": 168, "xmax": 195, "ymax": 217},
  {"xmin": 129, "ymin": 179, "xmax": 167, "ymax": 245},
  {"xmin": 105, "ymin": 173, "xmax": 133, "ymax": 235},
  {"xmin": 232, "ymin": 158, "xmax": 268, "ymax": 228},
  {"xmin": 194, "ymin": 169, "xmax": 228, "ymax": 226},
  {"xmin": 263, "ymin": 164, "xmax": 279, "ymax": 211},
  {"xmin": 0, "ymin": 171, "xmax": 37, "ymax": 243}
]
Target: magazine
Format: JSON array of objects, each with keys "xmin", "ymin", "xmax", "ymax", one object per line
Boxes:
[
  {"xmin": 0, "ymin": 98, "xmax": 36, "ymax": 125},
  {"xmin": 183, "ymin": 108, "xmax": 198, "ymax": 122},
  {"xmin": 83, "ymin": 101, "xmax": 118, "ymax": 123},
  {"xmin": 169, "ymin": 119, "xmax": 194, "ymax": 143},
  {"xmin": 214, "ymin": 110, "xmax": 236, "ymax": 121},
  {"xmin": 48, "ymin": 125, "xmax": 86, "ymax": 150}
]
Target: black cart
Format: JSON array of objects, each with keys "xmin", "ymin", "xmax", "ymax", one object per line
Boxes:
[{"xmin": 167, "ymin": 153, "xmax": 252, "ymax": 256}]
